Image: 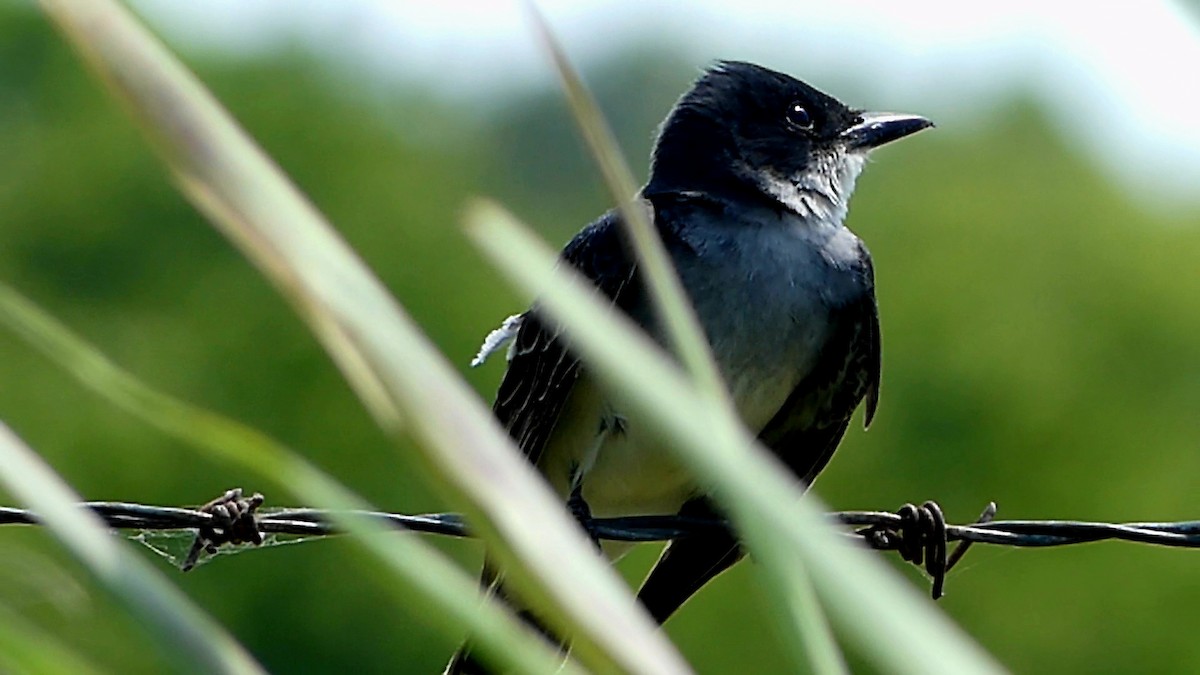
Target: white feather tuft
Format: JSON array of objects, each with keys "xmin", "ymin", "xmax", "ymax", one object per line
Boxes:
[{"xmin": 470, "ymin": 314, "xmax": 523, "ymax": 367}]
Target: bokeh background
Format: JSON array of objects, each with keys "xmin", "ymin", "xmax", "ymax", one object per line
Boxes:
[{"xmin": 2, "ymin": 1, "xmax": 1200, "ymax": 672}]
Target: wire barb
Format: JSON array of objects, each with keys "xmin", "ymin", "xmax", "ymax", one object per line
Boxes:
[
  {"xmin": 182, "ymin": 488, "xmax": 265, "ymax": 572},
  {"xmin": 856, "ymin": 501, "xmax": 971, "ymax": 599}
]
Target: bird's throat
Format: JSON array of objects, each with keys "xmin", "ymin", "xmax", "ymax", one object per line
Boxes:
[{"xmin": 756, "ymin": 149, "xmax": 866, "ymax": 223}]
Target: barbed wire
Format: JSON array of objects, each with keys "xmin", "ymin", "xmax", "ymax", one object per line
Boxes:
[{"xmin": 5, "ymin": 489, "xmax": 1200, "ymax": 598}]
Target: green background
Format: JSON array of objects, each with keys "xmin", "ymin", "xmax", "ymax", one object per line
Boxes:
[{"xmin": 2, "ymin": 4, "xmax": 1199, "ymax": 673}]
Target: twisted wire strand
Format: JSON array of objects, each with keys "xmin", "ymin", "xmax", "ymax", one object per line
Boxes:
[{"xmin": 6, "ymin": 491, "xmax": 1200, "ymax": 598}]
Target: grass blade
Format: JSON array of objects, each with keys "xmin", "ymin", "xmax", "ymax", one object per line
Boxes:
[
  {"xmin": 32, "ymin": 1, "xmax": 686, "ymax": 671},
  {"xmin": 527, "ymin": 5, "xmax": 729, "ymax": 403}
]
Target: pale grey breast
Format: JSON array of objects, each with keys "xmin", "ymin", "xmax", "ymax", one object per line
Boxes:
[{"xmin": 673, "ymin": 204, "xmax": 872, "ymax": 433}]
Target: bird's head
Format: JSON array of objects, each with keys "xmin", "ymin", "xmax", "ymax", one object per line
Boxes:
[{"xmin": 646, "ymin": 61, "xmax": 932, "ymax": 220}]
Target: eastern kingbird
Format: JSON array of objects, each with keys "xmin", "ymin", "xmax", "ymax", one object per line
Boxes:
[{"xmin": 451, "ymin": 61, "xmax": 931, "ymax": 673}]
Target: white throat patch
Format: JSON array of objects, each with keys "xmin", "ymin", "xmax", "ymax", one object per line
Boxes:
[{"xmin": 757, "ymin": 148, "xmax": 867, "ymax": 223}]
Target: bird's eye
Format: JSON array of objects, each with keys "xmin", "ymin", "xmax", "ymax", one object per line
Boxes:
[{"xmin": 786, "ymin": 101, "xmax": 813, "ymax": 131}]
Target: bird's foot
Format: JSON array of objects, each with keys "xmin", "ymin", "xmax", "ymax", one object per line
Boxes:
[{"xmin": 567, "ymin": 484, "xmax": 602, "ymax": 550}]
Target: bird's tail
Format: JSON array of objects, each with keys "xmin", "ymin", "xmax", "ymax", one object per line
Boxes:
[{"xmin": 635, "ymin": 497, "xmax": 743, "ymax": 624}]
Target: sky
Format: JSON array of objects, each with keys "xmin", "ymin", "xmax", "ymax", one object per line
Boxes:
[{"xmin": 130, "ymin": 0, "xmax": 1200, "ymax": 208}]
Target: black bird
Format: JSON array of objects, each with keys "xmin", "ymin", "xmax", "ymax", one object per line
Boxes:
[{"xmin": 451, "ymin": 60, "xmax": 932, "ymax": 673}]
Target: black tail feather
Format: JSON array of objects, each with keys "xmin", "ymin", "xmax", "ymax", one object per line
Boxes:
[{"xmin": 636, "ymin": 498, "xmax": 743, "ymax": 624}]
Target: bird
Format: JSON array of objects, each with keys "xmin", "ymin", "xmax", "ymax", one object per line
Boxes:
[{"xmin": 450, "ymin": 60, "xmax": 932, "ymax": 673}]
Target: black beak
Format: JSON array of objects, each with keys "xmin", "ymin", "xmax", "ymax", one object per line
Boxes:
[{"xmin": 841, "ymin": 112, "xmax": 933, "ymax": 151}]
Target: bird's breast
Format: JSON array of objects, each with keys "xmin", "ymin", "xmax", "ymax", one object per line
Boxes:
[{"xmin": 678, "ymin": 215, "xmax": 870, "ymax": 431}]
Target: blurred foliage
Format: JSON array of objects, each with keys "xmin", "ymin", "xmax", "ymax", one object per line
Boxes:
[{"xmin": 2, "ymin": 4, "xmax": 1199, "ymax": 674}]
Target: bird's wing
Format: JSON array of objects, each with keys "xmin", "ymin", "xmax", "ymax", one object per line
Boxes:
[
  {"xmin": 637, "ymin": 255, "xmax": 881, "ymax": 624},
  {"xmin": 491, "ymin": 210, "xmax": 639, "ymax": 466}
]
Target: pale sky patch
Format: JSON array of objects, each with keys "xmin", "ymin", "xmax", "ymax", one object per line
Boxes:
[{"xmin": 131, "ymin": 0, "xmax": 1200, "ymax": 207}]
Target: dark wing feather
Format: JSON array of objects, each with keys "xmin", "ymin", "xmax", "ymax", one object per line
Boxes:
[
  {"xmin": 637, "ymin": 253, "xmax": 881, "ymax": 624},
  {"xmin": 492, "ymin": 210, "xmax": 639, "ymax": 464}
]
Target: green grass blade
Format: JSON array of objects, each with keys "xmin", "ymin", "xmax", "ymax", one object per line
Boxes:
[
  {"xmin": 527, "ymin": 6, "xmax": 729, "ymax": 403},
  {"xmin": 0, "ymin": 424, "xmax": 265, "ymax": 675},
  {"xmin": 0, "ymin": 281, "xmax": 583, "ymax": 675},
  {"xmin": 31, "ymin": 1, "xmax": 686, "ymax": 671},
  {"xmin": 466, "ymin": 201, "xmax": 1008, "ymax": 675},
  {"xmin": 773, "ymin": 560, "xmax": 849, "ymax": 675}
]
